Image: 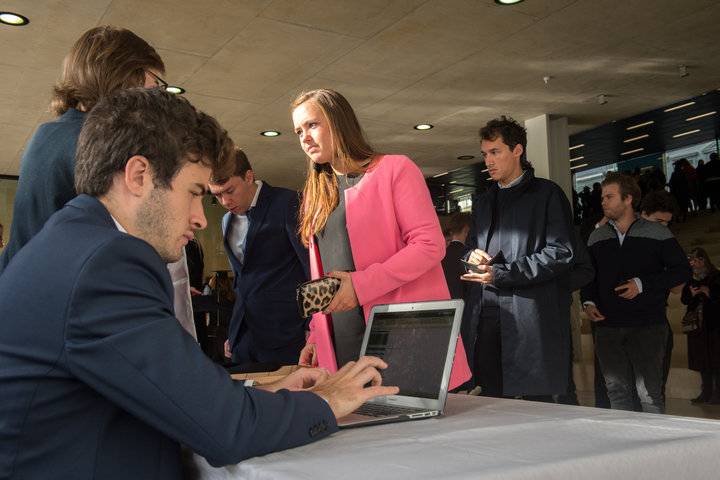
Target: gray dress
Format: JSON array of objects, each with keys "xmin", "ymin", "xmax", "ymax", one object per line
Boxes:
[{"xmin": 317, "ymin": 173, "xmax": 367, "ymax": 366}]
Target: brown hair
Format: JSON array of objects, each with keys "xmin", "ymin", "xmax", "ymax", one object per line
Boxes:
[
  {"xmin": 689, "ymin": 247, "xmax": 718, "ymax": 274},
  {"xmin": 51, "ymin": 26, "xmax": 165, "ymax": 116},
  {"xmin": 290, "ymin": 89, "xmax": 383, "ymax": 246},
  {"xmin": 210, "ymin": 148, "xmax": 252, "ymax": 185},
  {"xmin": 601, "ymin": 171, "xmax": 642, "ymax": 209},
  {"xmin": 75, "ymin": 87, "xmax": 234, "ymax": 197}
]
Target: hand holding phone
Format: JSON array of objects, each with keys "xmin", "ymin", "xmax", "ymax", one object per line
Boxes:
[{"xmin": 461, "ymin": 254, "xmax": 497, "ymax": 274}]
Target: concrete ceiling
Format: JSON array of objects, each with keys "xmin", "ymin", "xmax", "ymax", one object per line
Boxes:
[{"xmin": 2, "ymin": 0, "xmax": 720, "ymax": 193}]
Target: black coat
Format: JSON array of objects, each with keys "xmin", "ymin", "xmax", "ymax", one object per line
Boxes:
[
  {"xmin": 682, "ymin": 273, "xmax": 720, "ymax": 373},
  {"xmin": 463, "ymin": 169, "xmax": 576, "ymax": 396}
]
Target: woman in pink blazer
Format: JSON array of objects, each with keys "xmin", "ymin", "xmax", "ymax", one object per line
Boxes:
[{"xmin": 291, "ymin": 89, "xmax": 470, "ymax": 389}]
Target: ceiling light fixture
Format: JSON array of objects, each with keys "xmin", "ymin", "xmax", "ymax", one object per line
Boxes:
[
  {"xmin": 569, "ymin": 144, "xmax": 585, "ymax": 150},
  {"xmin": 597, "ymin": 94, "xmax": 607, "ymax": 105},
  {"xmin": 679, "ymin": 65, "xmax": 689, "ymax": 77},
  {"xmin": 260, "ymin": 130, "xmax": 281, "ymax": 137},
  {"xmin": 673, "ymin": 129, "xmax": 700, "ymax": 138},
  {"xmin": 627, "ymin": 120, "xmax": 654, "ymax": 130},
  {"xmin": 481, "ymin": 168, "xmax": 489, "ymax": 173},
  {"xmin": 569, "ymin": 156, "xmax": 585, "ymax": 162},
  {"xmin": 166, "ymin": 86, "xmax": 185, "ymax": 95},
  {"xmin": 0, "ymin": 12, "xmax": 29, "ymax": 25},
  {"xmin": 624, "ymin": 134, "xmax": 649, "ymax": 143},
  {"xmin": 413, "ymin": 124, "xmax": 433, "ymax": 131},
  {"xmin": 457, "ymin": 155, "xmax": 475, "ymax": 160},
  {"xmin": 494, "ymin": 0, "xmax": 525, "ymax": 4},
  {"xmin": 432, "ymin": 171, "xmax": 449, "ymax": 178},
  {"xmin": 621, "ymin": 148, "xmax": 644, "ymax": 156},
  {"xmin": 570, "ymin": 163, "xmax": 588, "ymax": 170},
  {"xmin": 664, "ymin": 101, "xmax": 695, "ymax": 112},
  {"xmin": 686, "ymin": 111, "xmax": 716, "ymax": 121}
]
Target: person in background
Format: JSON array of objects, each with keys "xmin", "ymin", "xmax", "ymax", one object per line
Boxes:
[
  {"xmin": 442, "ymin": 212, "xmax": 472, "ymax": 299},
  {"xmin": 0, "ymin": 26, "xmax": 164, "ymax": 275},
  {"xmin": 681, "ymin": 247, "xmax": 720, "ymax": 404},
  {"xmin": 0, "ymin": 87, "xmax": 397, "ymax": 479},
  {"xmin": 291, "ymin": 88, "xmax": 470, "ymax": 389},
  {"xmin": 208, "ymin": 149, "xmax": 310, "ymax": 365},
  {"xmin": 461, "ymin": 116, "xmax": 576, "ymax": 401},
  {"xmin": 582, "ymin": 172, "xmax": 690, "ymax": 414},
  {"xmin": 0, "ymin": 26, "xmax": 200, "ymax": 337}
]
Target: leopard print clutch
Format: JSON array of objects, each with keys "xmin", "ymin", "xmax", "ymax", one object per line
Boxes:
[{"xmin": 296, "ymin": 277, "xmax": 341, "ymax": 317}]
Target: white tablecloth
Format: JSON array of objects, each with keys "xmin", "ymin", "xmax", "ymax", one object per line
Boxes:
[{"xmin": 189, "ymin": 394, "xmax": 720, "ymax": 479}]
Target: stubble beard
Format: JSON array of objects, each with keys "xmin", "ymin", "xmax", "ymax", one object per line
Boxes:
[{"xmin": 135, "ymin": 187, "xmax": 181, "ymax": 264}]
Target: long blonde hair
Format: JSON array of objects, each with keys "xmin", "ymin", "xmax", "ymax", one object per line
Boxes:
[{"xmin": 291, "ymin": 89, "xmax": 383, "ymax": 246}]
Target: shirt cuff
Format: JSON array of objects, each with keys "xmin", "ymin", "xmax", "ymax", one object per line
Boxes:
[{"xmin": 633, "ymin": 277, "xmax": 643, "ymax": 293}]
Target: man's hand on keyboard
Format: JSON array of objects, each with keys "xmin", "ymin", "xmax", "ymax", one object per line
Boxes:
[{"xmin": 310, "ymin": 356, "xmax": 400, "ymax": 419}]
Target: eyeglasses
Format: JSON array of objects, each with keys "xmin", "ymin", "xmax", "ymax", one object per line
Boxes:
[{"xmin": 145, "ymin": 70, "xmax": 168, "ymax": 90}]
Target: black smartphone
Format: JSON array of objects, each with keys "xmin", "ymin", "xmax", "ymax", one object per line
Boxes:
[
  {"xmin": 461, "ymin": 254, "xmax": 497, "ymax": 273},
  {"xmin": 615, "ymin": 280, "xmax": 629, "ymax": 295}
]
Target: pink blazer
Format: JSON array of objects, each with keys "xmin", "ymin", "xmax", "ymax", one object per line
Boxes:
[{"xmin": 307, "ymin": 155, "xmax": 471, "ymax": 389}]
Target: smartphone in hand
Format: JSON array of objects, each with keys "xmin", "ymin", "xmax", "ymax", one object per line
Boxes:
[{"xmin": 461, "ymin": 254, "xmax": 498, "ymax": 273}]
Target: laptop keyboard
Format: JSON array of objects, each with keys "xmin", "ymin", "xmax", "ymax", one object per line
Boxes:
[{"xmin": 354, "ymin": 402, "xmax": 428, "ymax": 417}]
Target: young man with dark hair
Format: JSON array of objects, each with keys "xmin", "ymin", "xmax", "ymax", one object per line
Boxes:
[
  {"xmin": 639, "ymin": 190, "xmax": 678, "ymax": 226},
  {"xmin": 581, "ymin": 172, "xmax": 690, "ymax": 414},
  {"xmin": 462, "ymin": 116, "xmax": 576, "ymax": 399},
  {"xmin": 442, "ymin": 212, "xmax": 472, "ymax": 299},
  {"xmin": 0, "ymin": 88, "xmax": 397, "ymax": 478}
]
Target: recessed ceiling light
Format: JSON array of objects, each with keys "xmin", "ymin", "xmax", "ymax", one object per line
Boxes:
[
  {"xmin": 413, "ymin": 124, "xmax": 433, "ymax": 131},
  {"xmin": 260, "ymin": 130, "xmax": 281, "ymax": 137},
  {"xmin": 432, "ymin": 171, "xmax": 448, "ymax": 178},
  {"xmin": 621, "ymin": 148, "xmax": 644, "ymax": 156},
  {"xmin": 623, "ymin": 134, "xmax": 649, "ymax": 143},
  {"xmin": 569, "ymin": 156, "xmax": 585, "ymax": 162},
  {"xmin": 686, "ymin": 111, "xmax": 716, "ymax": 121},
  {"xmin": 569, "ymin": 144, "xmax": 584, "ymax": 150},
  {"xmin": 495, "ymin": 0, "xmax": 524, "ymax": 4},
  {"xmin": 165, "ymin": 86, "xmax": 185, "ymax": 95},
  {"xmin": 627, "ymin": 121, "xmax": 654, "ymax": 130},
  {"xmin": 457, "ymin": 155, "xmax": 474, "ymax": 160},
  {"xmin": 664, "ymin": 101, "xmax": 695, "ymax": 113},
  {"xmin": 0, "ymin": 12, "xmax": 29, "ymax": 26},
  {"xmin": 570, "ymin": 163, "xmax": 588, "ymax": 170},
  {"xmin": 673, "ymin": 129, "xmax": 700, "ymax": 138}
]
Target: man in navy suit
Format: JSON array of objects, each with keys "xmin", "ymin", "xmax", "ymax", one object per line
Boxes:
[
  {"xmin": 209, "ymin": 150, "xmax": 310, "ymax": 364},
  {"xmin": 0, "ymin": 87, "xmax": 397, "ymax": 479}
]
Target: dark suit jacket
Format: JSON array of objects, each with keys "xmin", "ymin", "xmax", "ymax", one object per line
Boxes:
[
  {"xmin": 0, "ymin": 195, "xmax": 336, "ymax": 479},
  {"xmin": 442, "ymin": 240, "xmax": 469, "ymax": 299},
  {"xmin": 0, "ymin": 108, "xmax": 86, "ymax": 275},
  {"xmin": 222, "ymin": 183, "xmax": 310, "ymax": 358}
]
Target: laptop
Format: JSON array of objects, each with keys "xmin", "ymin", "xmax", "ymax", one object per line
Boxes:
[{"xmin": 338, "ymin": 299, "xmax": 464, "ymax": 428}]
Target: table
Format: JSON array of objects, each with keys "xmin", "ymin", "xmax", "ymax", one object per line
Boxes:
[{"xmin": 188, "ymin": 394, "xmax": 720, "ymax": 479}]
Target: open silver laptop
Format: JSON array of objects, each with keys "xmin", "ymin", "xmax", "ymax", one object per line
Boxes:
[{"xmin": 338, "ymin": 299, "xmax": 464, "ymax": 428}]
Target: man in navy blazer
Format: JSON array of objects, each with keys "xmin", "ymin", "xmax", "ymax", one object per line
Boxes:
[
  {"xmin": 0, "ymin": 88, "xmax": 397, "ymax": 479},
  {"xmin": 209, "ymin": 150, "xmax": 310, "ymax": 364}
]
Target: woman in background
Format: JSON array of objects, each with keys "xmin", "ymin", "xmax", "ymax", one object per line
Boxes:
[
  {"xmin": 0, "ymin": 26, "xmax": 165, "ymax": 274},
  {"xmin": 682, "ymin": 247, "xmax": 720, "ymax": 403},
  {"xmin": 291, "ymin": 88, "xmax": 470, "ymax": 389}
]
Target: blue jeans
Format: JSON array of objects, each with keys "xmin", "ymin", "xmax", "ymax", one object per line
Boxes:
[{"xmin": 594, "ymin": 324, "xmax": 667, "ymax": 414}]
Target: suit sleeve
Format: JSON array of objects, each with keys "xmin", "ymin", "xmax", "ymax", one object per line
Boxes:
[
  {"xmin": 493, "ymin": 185, "xmax": 575, "ymax": 287},
  {"xmin": 350, "ymin": 157, "xmax": 447, "ymax": 305},
  {"xmin": 64, "ymin": 236, "xmax": 337, "ymax": 466}
]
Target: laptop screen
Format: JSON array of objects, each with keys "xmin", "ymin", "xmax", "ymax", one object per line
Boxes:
[{"xmin": 364, "ymin": 308, "xmax": 455, "ymax": 399}]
